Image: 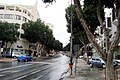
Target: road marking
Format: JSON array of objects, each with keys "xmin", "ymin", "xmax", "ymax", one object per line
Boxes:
[
  {"xmin": 2, "ymin": 70, "xmax": 21, "ymax": 73},
  {"xmin": 28, "ymin": 61, "xmax": 54, "ymax": 64},
  {"xmin": 31, "ymin": 69, "xmax": 41, "ymax": 75},
  {"xmin": 0, "ymin": 75, "xmax": 4, "ymax": 77},
  {"xmin": 14, "ymin": 75, "xmax": 27, "ymax": 80},
  {"xmin": 0, "ymin": 64, "xmax": 33, "ymax": 72}
]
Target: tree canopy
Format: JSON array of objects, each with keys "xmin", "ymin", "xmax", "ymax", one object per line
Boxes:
[
  {"xmin": 22, "ymin": 19, "xmax": 63, "ymax": 51},
  {"xmin": 0, "ymin": 22, "xmax": 18, "ymax": 47}
]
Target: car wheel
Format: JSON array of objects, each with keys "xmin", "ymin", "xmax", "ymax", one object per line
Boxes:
[
  {"xmin": 102, "ymin": 64, "xmax": 106, "ymax": 68},
  {"xmin": 90, "ymin": 63, "xmax": 93, "ymax": 67},
  {"xmin": 26, "ymin": 59, "xmax": 28, "ymax": 62},
  {"xmin": 24, "ymin": 59, "xmax": 27, "ymax": 62},
  {"xmin": 29, "ymin": 59, "xmax": 32, "ymax": 61},
  {"xmin": 17, "ymin": 60, "xmax": 20, "ymax": 62},
  {"xmin": 13, "ymin": 56, "xmax": 16, "ymax": 59}
]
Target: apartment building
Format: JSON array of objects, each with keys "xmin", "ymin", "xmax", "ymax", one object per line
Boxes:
[
  {"xmin": 0, "ymin": 3, "xmax": 39, "ymax": 55},
  {"xmin": 96, "ymin": 8, "xmax": 120, "ymax": 59}
]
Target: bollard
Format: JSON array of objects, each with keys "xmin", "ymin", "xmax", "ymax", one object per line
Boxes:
[
  {"xmin": 69, "ymin": 63, "xmax": 73, "ymax": 75},
  {"xmin": 104, "ymin": 67, "xmax": 106, "ymax": 80},
  {"xmin": 116, "ymin": 66, "xmax": 118, "ymax": 80}
]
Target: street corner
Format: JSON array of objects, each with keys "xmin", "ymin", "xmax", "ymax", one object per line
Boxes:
[{"xmin": 0, "ymin": 58, "xmax": 17, "ymax": 62}]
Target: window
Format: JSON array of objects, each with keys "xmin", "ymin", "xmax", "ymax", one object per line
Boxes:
[
  {"xmin": 107, "ymin": 17, "xmax": 111, "ymax": 27},
  {"xmin": 104, "ymin": 43, "xmax": 106, "ymax": 47},
  {"xmin": 15, "ymin": 15, "xmax": 21, "ymax": 20},
  {"xmin": 109, "ymin": 34, "xmax": 112, "ymax": 38},
  {"xmin": 4, "ymin": 14, "xmax": 13, "ymax": 19},
  {"xmin": 23, "ymin": 17, "xmax": 27, "ymax": 22},
  {"xmin": 28, "ymin": 13, "xmax": 31, "ymax": 17},
  {"xmin": 0, "ymin": 5, "xmax": 4, "ymax": 10},
  {"xmin": 23, "ymin": 9, "xmax": 27, "ymax": 14},
  {"xmin": 0, "ymin": 14, "xmax": 3, "ymax": 19},
  {"xmin": 100, "ymin": 27, "xmax": 103, "ymax": 34},
  {"xmin": 6, "ymin": 6, "xmax": 14, "ymax": 11},
  {"xmin": 16, "ymin": 7, "xmax": 21, "ymax": 12}
]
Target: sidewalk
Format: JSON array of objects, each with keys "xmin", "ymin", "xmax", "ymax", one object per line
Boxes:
[
  {"xmin": 64, "ymin": 58, "xmax": 105, "ymax": 80},
  {"xmin": 0, "ymin": 58, "xmax": 17, "ymax": 62}
]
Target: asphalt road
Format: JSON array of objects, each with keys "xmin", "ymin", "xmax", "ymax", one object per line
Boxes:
[{"xmin": 0, "ymin": 54, "xmax": 70, "ymax": 80}]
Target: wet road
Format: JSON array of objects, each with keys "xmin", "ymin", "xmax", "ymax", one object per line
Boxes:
[{"xmin": 0, "ymin": 54, "xmax": 70, "ymax": 80}]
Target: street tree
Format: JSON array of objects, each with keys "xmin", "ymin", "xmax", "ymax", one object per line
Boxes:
[
  {"xmin": 65, "ymin": 4, "xmax": 103, "ymax": 57},
  {"xmin": 65, "ymin": 5, "xmax": 88, "ymax": 57},
  {"xmin": 73, "ymin": 0, "xmax": 119, "ymax": 80},
  {"xmin": 22, "ymin": 19, "xmax": 63, "ymax": 56},
  {"xmin": 0, "ymin": 22, "xmax": 18, "ymax": 49}
]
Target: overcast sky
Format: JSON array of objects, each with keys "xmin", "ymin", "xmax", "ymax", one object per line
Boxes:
[{"xmin": 0, "ymin": 0, "xmax": 71, "ymax": 46}]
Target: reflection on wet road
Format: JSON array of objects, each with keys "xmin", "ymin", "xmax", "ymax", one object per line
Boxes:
[
  {"xmin": 0, "ymin": 54, "xmax": 70, "ymax": 80},
  {"xmin": 0, "ymin": 62, "xmax": 27, "ymax": 69}
]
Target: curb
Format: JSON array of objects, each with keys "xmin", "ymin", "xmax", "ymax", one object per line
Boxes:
[
  {"xmin": 0, "ymin": 58, "xmax": 17, "ymax": 62},
  {"xmin": 59, "ymin": 68, "xmax": 69, "ymax": 80}
]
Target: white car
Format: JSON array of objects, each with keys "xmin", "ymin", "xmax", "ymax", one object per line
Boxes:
[{"xmin": 12, "ymin": 52, "xmax": 21, "ymax": 58}]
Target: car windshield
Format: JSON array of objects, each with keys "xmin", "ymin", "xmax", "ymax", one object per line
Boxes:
[
  {"xmin": 92, "ymin": 58, "xmax": 95, "ymax": 60},
  {"xmin": 96, "ymin": 59, "xmax": 101, "ymax": 61}
]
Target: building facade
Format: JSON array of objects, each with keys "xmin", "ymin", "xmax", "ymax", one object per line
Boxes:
[
  {"xmin": 96, "ymin": 8, "xmax": 120, "ymax": 59},
  {"xmin": 0, "ymin": 3, "xmax": 39, "ymax": 55}
]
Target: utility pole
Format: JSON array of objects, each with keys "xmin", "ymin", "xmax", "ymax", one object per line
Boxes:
[{"xmin": 69, "ymin": 0, "xmax": 73, "ymax": 75}]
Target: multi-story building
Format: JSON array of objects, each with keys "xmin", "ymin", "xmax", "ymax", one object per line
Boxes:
[
  {"xmin": 96, "ymin": 8, "xmax": 120, "ymax": 59},
  {"xmin": 0, "ymin": 3, "xmax": 39, "ymax": 55}
]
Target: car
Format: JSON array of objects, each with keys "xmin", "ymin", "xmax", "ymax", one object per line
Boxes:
[
  {"xmin": 17, "ymin": 54, "xmax": 33, "ymax": 62},
  {"xmin": 12, "ymin": 52, "xmax": 21, "ymax": 58},
  {"xmin": 48, "ymin": 54, "xmax": 54, "ymax": 57},
  {"xmin": 2, "ymin": 52, "xmax": 12, "ymax": 58},
  {"xmin": 113, "ymin": 59, "xmax": 120, "ymax": 68},
  {"xmin": 88, "ymin": 57, "xmax": 106, "ymax": 68}
]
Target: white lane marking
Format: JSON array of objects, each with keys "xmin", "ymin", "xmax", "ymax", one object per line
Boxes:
[
  {"xmin": 0, "ymin": 64, "xmax": 33, "ymax": 72},
  {"xmin": 31, "ymin": 69, "xmax": 41, "ymax": 75},
  {"xmin": 28, "ymin": 61, "xmax": 54, "ymax": 64},
  {"xmin": 2, "ymin": 71, "xmax": 11, "ymax": 73},
  {"xmin": 14, "ymin": 75, "xmax": 27, "ymax": 80},
  {"xmin": 0, "ymin": 75, "xmax": 4, "ymax": 77},
  {"xmin": 2, "ymin": 70, "xmax": 21, "ymax": 73}
]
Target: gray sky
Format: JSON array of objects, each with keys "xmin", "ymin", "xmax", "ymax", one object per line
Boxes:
[{"xmin": 0, "ymin": 0, "xmax": 71, "ymax": 46}]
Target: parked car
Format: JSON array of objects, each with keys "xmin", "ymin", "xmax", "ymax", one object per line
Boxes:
[
  {"xmin": 113, "ymin": 59, "xmax": 120, "ymax": 68},
  {"xmin": 88, "ymin": 57, "xmax": 106, "ymax": 68},
  {"xmin": 12, "ymin": 52, "xmax": 21, "ymax": 58},
  {"xmin": 2, "ymin": 52, "xmax": 12, "ymax": 58},
  {"xmin": 48, "ymin": 54, "xmax": 54, "ymax": 57},
  {"xmin": 17, "ymin": 54, "xmax": 33, "ymax": 62}
]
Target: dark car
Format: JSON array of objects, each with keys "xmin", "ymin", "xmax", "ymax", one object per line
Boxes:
[
  {"xmin": 17, "ymin": 54, "xmax": 33, "ymax": 62},
  {"xmin": 113, "ymin": 59, "xmax": 120, "ymax": 68},
  {"xmin": 88, "ymin": 58, "xmax": 106, "ymax": 68},
  {"xmin": 2, "ymin": 52, "xmax": 12, "ymax": 58}
]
